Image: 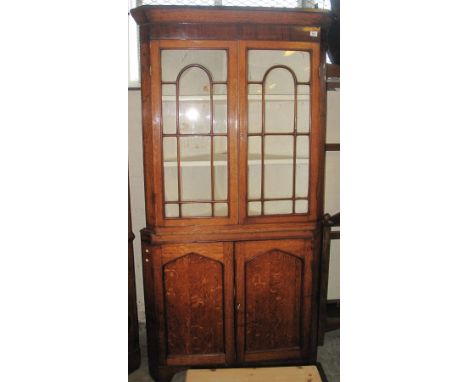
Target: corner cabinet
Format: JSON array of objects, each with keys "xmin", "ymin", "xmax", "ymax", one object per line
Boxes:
[{"xmin": 131, "ymin": 5, "xmax": 330, "ymax": 381}]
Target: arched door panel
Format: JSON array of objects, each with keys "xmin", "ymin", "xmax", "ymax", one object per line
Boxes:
[{"xmin": 235, "ymin": 239, "xmax": 314, "ymax": 363}]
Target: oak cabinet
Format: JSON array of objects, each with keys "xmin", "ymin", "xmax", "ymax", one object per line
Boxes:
[{"xmin": 131, "ymin": 5, "xmax": 330, "ymax": 381}]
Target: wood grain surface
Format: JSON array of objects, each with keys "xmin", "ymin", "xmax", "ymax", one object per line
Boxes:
[
  {"xmin": 235, "ymin": 240, "xmax": 314, "ymax": 363},
  {"xmin": 245, "ymin": 249, "xmax": 302, "ymax": 351},
  {"xmin": 155, "ymin": 242, "xmax": 235, "ymax": 366}
]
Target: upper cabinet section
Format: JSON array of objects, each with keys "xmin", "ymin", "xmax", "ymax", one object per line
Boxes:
[{"xmin": 132, "ymin": 7, "xmax": 328, "ymax": 229}]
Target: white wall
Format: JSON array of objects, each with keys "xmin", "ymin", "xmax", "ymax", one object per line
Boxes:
[
  {"xmin": 128, "ymin": 88, "xmax": 340, "ymax": 319},
  {"xmin": 325, "ymin": 89, "xmax": 340, "ymax": 299},
  {"xmin": 128, "ymin": 90, "xmax": 146, "ymax": 322}
]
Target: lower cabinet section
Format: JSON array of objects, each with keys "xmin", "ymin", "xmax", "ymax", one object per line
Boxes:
[{"xmin": 144, "ymin": 238, "xmax": 317, "ymax": 381}]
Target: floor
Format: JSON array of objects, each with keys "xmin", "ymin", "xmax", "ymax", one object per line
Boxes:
[{"xmin": 129, "ymin": 324, "xmax": 340, "ymax": 382}]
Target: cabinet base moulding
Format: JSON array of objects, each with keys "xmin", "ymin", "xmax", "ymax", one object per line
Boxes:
[{"xmin": 141, "ymin": 223, "xmax": 321, "ymax": 244}]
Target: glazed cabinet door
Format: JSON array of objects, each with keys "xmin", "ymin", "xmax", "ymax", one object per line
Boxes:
[
  {"xmin": 239, "ymin": 41, "xmax": 323, "ymax": 224},
  {"xmin": 235, "ymin": 239, "xmax": 314, "ymax": 363},
  {"xmin": 154, "ymin": 242, "xmax": 235, "ymax": 366},
  {"xmin": 150, "ymin": 40, "xmax": 238, "ymax": 227}
]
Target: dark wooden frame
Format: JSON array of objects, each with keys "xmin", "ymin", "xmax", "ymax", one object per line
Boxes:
[
  {"xmin": 132, "ymin": 5, "xmax": 331, "ymax": 382},
  {"xmin": 318, "ymin": 212, "xmax": 340, "ymax": 346},
  {"xmin": 128, "ymin": 182, "xmax": 141, "ymax": 373}
]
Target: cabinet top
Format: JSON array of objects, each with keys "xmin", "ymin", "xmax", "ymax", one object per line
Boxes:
[{"xmin": 130, "ymin": 5, "xmax": 331, "ymax": 27}]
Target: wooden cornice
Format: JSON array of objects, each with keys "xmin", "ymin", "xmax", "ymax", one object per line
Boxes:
[{"xmin": 131, "ymin": 5, "xmax": 332, "ymax": 27}]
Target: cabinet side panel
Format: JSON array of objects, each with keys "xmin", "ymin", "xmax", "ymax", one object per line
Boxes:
[
  {"xmin": 310, "ymin": 38, "xmax": 326, "ymax": 220},
  {"xmin": 163, "ymin": 253, "xmax": 225, "ymax": 356},
  {"xmin": 140, "ymin": 29, "xmax": 157, "ymax": 228}
]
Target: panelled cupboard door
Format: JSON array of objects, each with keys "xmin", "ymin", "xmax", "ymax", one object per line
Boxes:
[
  {"xmin": 155, "ymin": 242, "xmax": 235, "ymax": 366},
  {"xmin": 150, "ymin": 40, "xmax": 239, "ymax": 227},
  {"xmin": 235, "ymin": 239, "xmax": 313, "ymax": 363}
]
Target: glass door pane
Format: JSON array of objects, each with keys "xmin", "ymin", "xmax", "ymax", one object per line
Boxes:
[
  {"xmin": 161, "ymin": 49, "xmax": 228, "ymax": 218},
  {"xmin": 247, "ymin": 49, "xmax": 311, "ymax": 216}
]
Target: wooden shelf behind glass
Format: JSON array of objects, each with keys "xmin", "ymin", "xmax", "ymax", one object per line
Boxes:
[
  {"xmin": 162, "ymin": 95, "xmax": 309, "ymax": 102},
  {"xmin": 163, "ymin": 153, "xmax": 308, "ymax": 167}
]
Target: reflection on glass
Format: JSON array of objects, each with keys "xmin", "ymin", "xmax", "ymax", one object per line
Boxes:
[
  {"xmin": 297, "ymin": 85, "xmax": 310, "ymax": 133},
  {"xmin": 213, "ymin": 84, "xmax": 227, "ymax": 134},
  {"xmin": 214, "ymin": 203, "xmax": 228, "ymax": 217},
  {"xmin": 264, "ymin": 136, "xmax": 293, "ymax": 199},
  {"xmin": 163, "ymin": 138, "xmax": 178, "ymax": 202},
  {"xmin": 295, "ymin": 200, "xmax": 308, "ymax": 214},
  {"xmin": 295, "ymin": 136, "xmax": 309, "ymax": 198},
  {"xmin": 214, "ymin": 136, "xmax": 228, "ymax": 200},
  {"xmin": 162, "ymin": 85, "xmax": 176, "ymax": 134},
  {"xmin": 179, "ymin": 136, "xmax": 211, "ymax": 201},
  {"xmin": 165, "ymin": 204, "xmax": 179, "ymax": 218},
  {"xmin": 248, "ymin": 50, "xmax": 310, "ymax": 82},
  {"xmin": 265, "ymin": 68, "xmax": 295, "ymax": 134},
  {"xmin": 182, "ymin": 203, "xmax": 211, "ymax": 217},
  {"xmin": 248, "ymin": 84, "xmax": 262, "ymax": 134},
  {"xmin": 264, "ymin": 200, "xmax": 293, "ymax": 215},
  {"xmin": 248, "ymin": 136, "xmax": 262, "ymax": 199},
  {"xmin": 162, "ymin": 50, "xmax": 227, "ymax": 82},
  {"xmin": 179, "ymin": 67, "xmax": 210, "ymax": 134},
  {"xmin": 248, "ymin": 202, "xmax": 261, "ymax": 216}
]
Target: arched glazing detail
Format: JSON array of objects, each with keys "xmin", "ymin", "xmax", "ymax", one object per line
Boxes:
[
  {"xmin": 247, "ymin": 50, "xmax": 311, "ymax": 216},
  {"xmin": 161, "ymin": 50, "xmax": 228, "ymax": 218}
]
